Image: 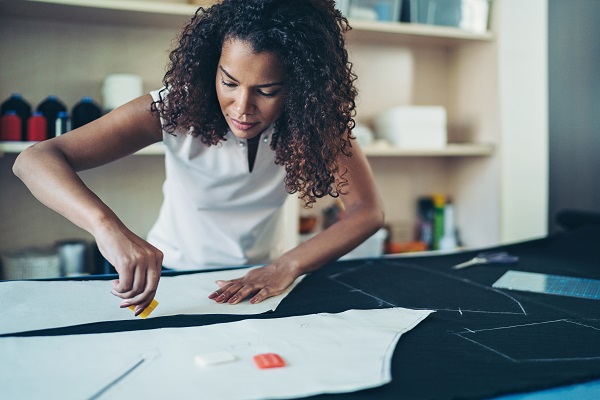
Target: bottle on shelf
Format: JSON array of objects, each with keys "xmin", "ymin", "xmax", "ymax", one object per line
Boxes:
[
  {"xmin": 439, "ymin": 198, "xmax": 458, "ymax": 251},
  {"xmin": 36, "ymin": 95, "xmax": 67, "ymax": 138},
  {"xmin": 71, "ymin": 97, "xmax": 102, "ymax": 129},
  {"xmin": 432, "ymin": 193, "xmax": 446, "ymax": 250},
  {"xmin": 26, "ymin": 112, "xmax": 48, "ymax": 142},
  {"xmin": 55, "ymin": 111, "xmax": 71, "ymax": 136},
  {"xmin": 416, "ymin": 196, "xmax": 434, "ymax": 250},
  {"xmin": 0, "ymin": 93, "xmax": 32, "ymax": 140},
  {"xmin": 0, "ymin": 111, "xmax": 22, "ymax": 141}
]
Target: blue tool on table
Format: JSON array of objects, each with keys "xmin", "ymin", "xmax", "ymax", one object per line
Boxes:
[{"xmin": 451, "ymin": 251, "xmax": 519, "ymax": 270}]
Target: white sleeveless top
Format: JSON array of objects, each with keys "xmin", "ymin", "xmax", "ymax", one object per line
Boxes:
[{"xmin": 147, "ymin": 89, "xmax": 289, "ymax": 270}]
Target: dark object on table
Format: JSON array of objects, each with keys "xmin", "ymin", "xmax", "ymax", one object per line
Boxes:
[{"xmin": 555, "ymin": 209, "xmax": 600, "ymax": 231}]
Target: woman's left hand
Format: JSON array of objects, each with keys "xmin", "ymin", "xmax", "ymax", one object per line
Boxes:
[{"xmin": 208, "ymin": 264, "xmax": 300, "ymax": 304}]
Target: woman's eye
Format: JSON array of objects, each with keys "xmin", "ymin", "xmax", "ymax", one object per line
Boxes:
[
  {"xmin": 221, "ymin": 79, "xmax": 236, "ymax": 88},
  {"xmin": 258, "ymin": 90, "xmax": 280, "ymax": 98}
]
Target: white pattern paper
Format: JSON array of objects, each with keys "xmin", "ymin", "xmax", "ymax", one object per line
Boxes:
[
  {"xmin": 0, "ymin": 308, "xmax": 433, "ymax": 400},
  {"xmin": 0, "ymin": 267, "xmax": 303, "ymax": 335}
]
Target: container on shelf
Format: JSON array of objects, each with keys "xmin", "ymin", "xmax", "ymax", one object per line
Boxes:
[
  {"xmin": 373, "ymin": 106, "xmax": 447, "ymax": 149},
  {"xmin": 432, "ymin": 193, "xmax": 445, "ymax": 250},
  {"xmin": 342, "ymin": 0, "xmax": 402, "ymax": 22},
  {"xmin": 1, "ymin": 247, "xmax": 61, "ymax": 280},
  {"xmin": 0, "ymin": 93, "xmax": 31, "ymax": 140},
  {"xmin": 404, "ymin": 0, "xmax": 491, "ymax": 33},
  {"xmin": 26, "ymin": 112, "xmax": 48, "ymax": 141},
  {"xmin": 71, "ymin": 97, "xmax": 102, "ymax": 129},
  {"xmin": 37, "ymin": 95, "xmax": 67, "ymax": 138},
  {"xmin": 339, "ymin": 228, "xmax": 388, "ymax": 260},
  {"xmin": 55, "ymin": 111, "xmax": 71, "ymax": 135},
  {"xmin": 352, "ymin": 123, "xmax": 374, "ymax": 148},
  {"xmin": 336, "ymin": 0, "xmax": 350, "ymax": 15},
  {"xmin": 101, "ymin": 73, "xmax": 143, "ymax": 113},
  {"xmin": 299, "ymin": 214, "xmax": 318, "ymax": 235},
  {"xmin": 55, "ymin": 239, "xmax": 89, "ymax": 276},
  {"xmin": 416, "ymin": 196, "xmax": 434, "ymax": 249},
  {"xmin": 0, "ymin": 111, "xmax": 22, "ymax": 141},
  {"xmin": 439, "ymin": 199, "xmax": 458, "ymax": 251}
]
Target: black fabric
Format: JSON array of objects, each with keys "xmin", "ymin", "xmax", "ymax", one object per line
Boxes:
[
  {"xmin": 9, "ymin": 226, "xmax": 600, "ymax": 399},
  {"xmin": 555, "ymin": 208, "xmax": 600, "ymax": 231}
]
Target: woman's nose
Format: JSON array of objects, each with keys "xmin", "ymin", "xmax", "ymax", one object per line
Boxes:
[{"xmin": 235, "ymin": 90, "xmax": 254, "ymax": 115}]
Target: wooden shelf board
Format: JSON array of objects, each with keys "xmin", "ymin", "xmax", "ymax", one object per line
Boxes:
[
  {"xmin": 0, "ymin": 0, "xmax": 205, "ymax": 28},
  {"xmin": 362, "ymin": 143, "xmax": 494, "ymax": 157},
  {"xmin": 0, "ymin": 141, "xmax": 165, "ymax": 156},
  {"xmin": 0, "ymin": 0, "xmax": 493, "ymax": 42},
  {"xmin": 347, "ymin": 20, "xmax": 493, "ymax": 46},
  {"xmin": 1, "ymin": 141, "xmax": 493, "ymax": 158}
]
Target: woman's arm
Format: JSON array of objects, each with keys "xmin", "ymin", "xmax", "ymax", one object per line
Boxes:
[
  {"xmin": 209, "ymin": 140, "xmax": 384, "ymax": 304},
  {"xmin": 13, "ymin": 95, "xmax": 165, "ymax": 315}
]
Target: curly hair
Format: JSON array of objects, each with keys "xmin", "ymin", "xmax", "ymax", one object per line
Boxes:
[{"xmin": 151, "ymin": 0, "xmax": 358, "ymax": 207}]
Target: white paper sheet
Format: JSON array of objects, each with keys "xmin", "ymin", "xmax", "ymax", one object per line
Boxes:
[
  {"xmin": 0, "ymin": 267, "xmax": 303, "ymax": 335},
  {"xmin": 0, "ymin": 308, "xmax": 433, "ymax": 400}
]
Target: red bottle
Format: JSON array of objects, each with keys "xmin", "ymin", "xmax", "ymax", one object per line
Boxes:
[
  {"xmin": 0, "ymin": 94, "xmax": 31, "ymax": 139},
  {"xmin": 0, "ymin": 111, "xmax": 22, "ymax": 141},
  {"xmin": 27, "ymin": 112, "xmax": 48, "ymax": 141}
]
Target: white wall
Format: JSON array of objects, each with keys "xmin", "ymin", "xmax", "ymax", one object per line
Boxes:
[
  {"xmin": 0, "ymin": 1, "xmax": 550, "ymax": 255},
  {"xmin": 497, "ymin": 0, "xmax": 549, "ymax": 242}
]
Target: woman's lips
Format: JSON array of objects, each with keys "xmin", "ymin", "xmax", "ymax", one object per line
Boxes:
[{"xmin": 231, "ymin": 118, "xmax": 258, "ymax": 131}]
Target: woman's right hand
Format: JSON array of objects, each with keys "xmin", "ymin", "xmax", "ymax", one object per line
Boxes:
[{"xmin": 94, "ymin": 224, "xmax": 163, "ymax": 316}]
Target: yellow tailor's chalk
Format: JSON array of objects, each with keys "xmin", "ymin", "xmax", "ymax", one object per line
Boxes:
[{"xmin": 129, "ymin": 298, "xmax": 159, "ymax": 319}]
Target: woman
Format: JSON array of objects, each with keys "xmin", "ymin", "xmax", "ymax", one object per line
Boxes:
[{"xmin": 13, "ymin": 0, "xmax": 384, "ymax": 315}]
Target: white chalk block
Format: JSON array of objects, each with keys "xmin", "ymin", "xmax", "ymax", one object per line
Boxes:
[{"xmin": 194, "ymin": 351, "xmax": 236, "ymax": 367}]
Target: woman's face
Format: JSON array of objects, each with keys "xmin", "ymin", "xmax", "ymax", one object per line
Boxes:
[{"xmin": 216, "ymin": 38, "xmax": 286, "ymax": 140}]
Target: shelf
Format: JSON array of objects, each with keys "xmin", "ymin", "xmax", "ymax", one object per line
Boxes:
[
  {"xmin": 347, "ymin": 20, "xmax": 493, "ymax": 46},
  {"xmin": 0, "ymin": 0, "xmax": 214, "ymax": 28},
  {"xmin": 0, "ymin": 141, "xmax": 165, "ymax": 156},
  {"xmin": 362, "ymin": 142, "xmax": 494, "ymax": 157},
  {"xmin": 0, "ymin": 0, "xmax": 493, "ymax": 43},
  {"xmin": 1, "ymin": 141, "xmax": 492, "ymax": 158}
]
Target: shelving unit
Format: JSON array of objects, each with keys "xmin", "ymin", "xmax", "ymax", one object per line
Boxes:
[
  {"xmin": 0, "ymin": 0, "xmax": 208, "ymax": 28},
  {"xmin": 0, "ymin": 0, "xmax": 493, "ymax": 43},
  {"xmin": 0, "ymin": 141, "xmax": 494, "ymax": 158},
  {"xmin": 0, "ymin": 0, "xmax": 548, "ymax": 258}
]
